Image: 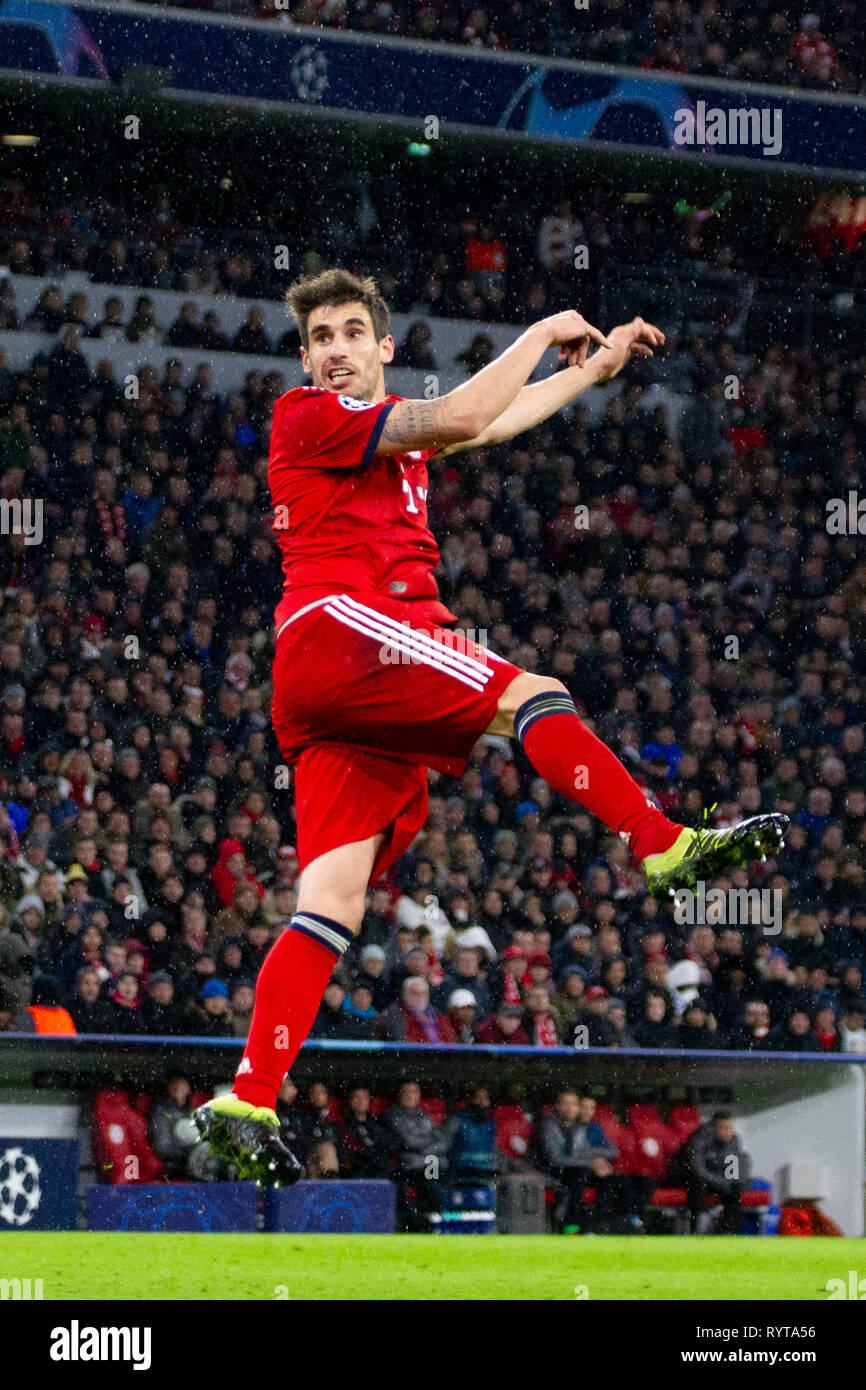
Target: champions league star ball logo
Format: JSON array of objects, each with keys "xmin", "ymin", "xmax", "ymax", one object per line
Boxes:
[
  {"xmin": 0, "ymin": 1147, "xmax": 42, "ymax": 1227},
  {"xmin": 290, "ymin": 45, "xmax": 329, "ymax": 103}
]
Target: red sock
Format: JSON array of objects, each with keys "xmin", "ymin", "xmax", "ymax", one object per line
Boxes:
[
  {"xmin": 516, "ymin": 692, "xmax": 682, "ymax": 861},
  {"xmin": 233, "ymin": 912, "xmax": 353, "ymax": 1110}
]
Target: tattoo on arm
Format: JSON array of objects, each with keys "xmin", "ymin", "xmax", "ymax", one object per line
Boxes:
[{"xmin": 380, "ymin": 397, "xmax": 450, "ymax": 450}]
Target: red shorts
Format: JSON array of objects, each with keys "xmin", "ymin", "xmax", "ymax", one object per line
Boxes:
[{"xmin": 271, "ymin": 591, "xmax": 520, "ymax": 880}]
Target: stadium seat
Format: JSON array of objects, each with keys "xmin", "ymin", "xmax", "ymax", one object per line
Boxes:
[
  {"xmin": 669, "ymin": 1104, "xmax": 702, "ymax": 1141},
  {"xmin": 494, "ymin": 1104, "xmax": 532, "ymax": 1162},
  {"xmin": 420, "ymin": 1097, "xmax": 448, "ymax": 1127},
  {"xmin": 595, "ymin": 1103, "xmax": 639, "ymax": 1175},
  {"xmin": 627, "ymin": 1103, "xmax": 680, "ymax": 1181},
  {"xmin": 92, "ymin": 1088, "xmax": 164, "ymax": 1185}
]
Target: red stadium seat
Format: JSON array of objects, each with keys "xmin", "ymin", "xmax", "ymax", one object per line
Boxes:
[
  {"xmin": 494, "ymin": 1104, "xmax": 532, "ymax": 1161},
  {"xmin": 419, "ymin": 1097, "xmax": 447, "ymax": 1127},
  {"xmin": 369, "ymin": 1095, "xmax": 388, "ymax": 1115},
  {"xmin": 627, "ymin": 1104, "xmax": 679, "ymax": 1181},
  {"xmin": 595, "ymin": 1103, "xmax": 639, "ymax": 1175},
  {"xmin": 669, "ymin": 1104, "xmax": 701, "ymax": 1141},
  {"xmin": 92, "ymin": 1088, "xmax": 164, "ymax": 1185}
]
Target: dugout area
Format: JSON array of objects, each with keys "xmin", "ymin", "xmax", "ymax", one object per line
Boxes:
[{"xmin": 0, "ymin": 1038, "xmax": 863, "ymax": 1238}]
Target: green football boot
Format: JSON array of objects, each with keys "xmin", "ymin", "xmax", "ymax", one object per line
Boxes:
[
  {"xmin": 193, "ymin": 1094, "xmax": 305, "ymax": 1186},
  {"xmin": 643, "ymin": 813, "xmax": 789, "ymax": 901}
]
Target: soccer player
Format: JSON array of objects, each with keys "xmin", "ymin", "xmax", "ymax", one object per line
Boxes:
[{"xmin": 195, "ymin": 269, "xmax": 787, "ymax": 1179}]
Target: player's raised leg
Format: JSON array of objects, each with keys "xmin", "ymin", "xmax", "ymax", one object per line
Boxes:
[
  {"xmin": 489, "ymin": 672, "xmax": 788, "ymax": 898},
  {"xmin": 193, "ymin": 833, "xmax": 383, "ymax": 1182}
]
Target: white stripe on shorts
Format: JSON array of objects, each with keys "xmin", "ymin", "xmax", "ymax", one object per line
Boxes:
[
  {"xmin": 323, "ymin": 597, "xmax": 491, "ymax": 693},
  {"xmin": 333, "ymin": 594, "xmax": 494, "ymax": 684}
]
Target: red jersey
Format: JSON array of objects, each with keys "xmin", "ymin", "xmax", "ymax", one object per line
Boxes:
[{"xmin": 269, "ymin": 386, "xmax": 456, "ymax": 631}]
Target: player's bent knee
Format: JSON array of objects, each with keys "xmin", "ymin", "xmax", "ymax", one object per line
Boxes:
[
  {"xmin": 498, "ymin": 673, "xmax": 568, "ymax": 717},
  {"xmin": 486, "ymin": 673, "xmax": 570, "ymax": 738}
]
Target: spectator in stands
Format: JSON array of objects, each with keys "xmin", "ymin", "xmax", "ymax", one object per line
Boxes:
[
  {"xmin": 231, "ymin": 307, "xmax": 272, "ymax": 355},
  {"xmin": 445, "ymin": 988, "xmax": 477, "ymax": 1043},
  {"xmin": 140, "ymin": 970, "xmax": 185, "ymax": 1035},
  {"xmin": 380, "ymin": 976, "xmax": 456, "ymax": 1044},
  {"xmin": 840, "ymin": 1003, "xmax": 866, "ymax": 1053},
  {"xmin": 125, "ymin": 295, "xmax": 161, "ymax": 343},
  {"xmin": 23, "ymin": 285, "xmax": 65, "ymax": 334},
  {"xmin": 90, "ymin": 296, "xmax": 127, "ymax": 340},
  {"xmin": 309, "ymin": 978, "xmax": 353, "ymax": 1039},
  {"xmin": 727, "ymin": 999, "xmax": 772, "ymax": 1051},
  {"xmin": 522, "ymin": 983, "xmax": 562, "ymax": 1046},
  {"xmin": 0, "ymin": 930, "xmax": 34, "ymax": 1017},
  {"xmin": 228, "ymin": 979, "xmax": 255, "ymax": 1037},
  {"xmin": 392, "ymin": 320, "xmax": 437, "ymax": 370},
  {"xmin": 187, "ymin": 978, "xmax": 234, "ymax": 1037},
  {"xmin": 605, "ymin": 997, "xmax": 638, "ymax": 1048},
  {"xmin": 476, "ymin": 1000, "xmax": 529, "ymax": 1045},
  {"xmin": 633, "ymin": 990, "xmax": 679, "ymax": 1048},
  {"xmin": 167, "ymin": 301, "xmax": 204, "ymax": 349},
  {"xmin": 535, "ymin": 1091, "xmax": 619, "ymax": 1234},
  {"xmin": 275, "ymin": 1075, "xmax": 304, "ymax": 1156},
  {"xmin": 340, "ymin": 981, "xmax": 379, "ymax": 1039},
  {"xmin": 667, "ymin": 1111, "xmax": 750, "ymax": 1233},
  {"xmin": 434, "ymin": 942, "xmax": 492, "ymax": 1016},
  {"xmin": 105, "ymin": 968, "xmax": 142, "ymax": 1034}
]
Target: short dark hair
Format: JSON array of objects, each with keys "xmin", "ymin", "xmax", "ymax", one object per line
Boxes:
[
  {"xmin": 285, "ymin": 268, "xmax": 390, "ymax": 349},
  {"xmin": 712, "ymin": 1110, "xmax": 733, "ymax": 1123}
]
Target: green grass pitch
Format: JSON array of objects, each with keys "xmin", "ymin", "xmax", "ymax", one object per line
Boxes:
[{"xmin": 2, "ymin": 1233, "xmax": 864, "ymax": 1300}]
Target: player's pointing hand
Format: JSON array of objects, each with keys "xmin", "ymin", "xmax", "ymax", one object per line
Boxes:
[
  {"xmin": 540, "ymin": 309, "xmax": 613, "ymax": 369},
  {"xmin": 594, "ymin": 316, "xmax": 666, "ymax": 381}
]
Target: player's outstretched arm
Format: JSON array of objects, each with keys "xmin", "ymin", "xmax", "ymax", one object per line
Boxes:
[
  {"xmin": 435, "ymin": 317, "xmax": 664, "ymax": 456},
  {"xmin": 377, "ymin": 310, "xmax": 611, "ymax": 455}
]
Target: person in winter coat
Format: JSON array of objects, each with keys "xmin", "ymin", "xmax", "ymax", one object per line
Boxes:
[
  {"xmin": 764, "ymin": 1008, "xmax": 823, "ymax": 1053},
  {"xmin": 676, "ymin": 997, "xmax": 719, "ymax": 1049},
  {"xmin": 475, "ymin": 1002, "xmax": 530, "ymax": 1045},
  {"xmin": 309, "ymin": 980, "xmax": 368, "ymax": 1041},
  {"xmin": 66, "ymin": 965, "xmax": 112, "ymax": 1033},
  {"xmin": 340, "ymin": 982, "xmax": 380, "ymax": 1040},
  {"xmin": 148, "ymin": 1074, "xmax": 198, "ymax": 1179},
  {"xmin": 633, "ymin": 991, "xmax": 679, "ymax": 1048},
  {"xmin": 535, "ymin": 1091, "xmax": 619, "ymax": 1233},
  {"xmin": 379, "ymin": 977, "xmax": 456, "ymax": 1044},
  {"xmin": 339, "ymin": 1086, "xmax": 392, "ymax": 1178},
  {"xmin": 139, "ymin": 971, "xmax": 186, "ymax": 1036},
  {"xmin": 383, "ymin": 1081, "xmax": 449, "ymax": 1231},
  {"xmin": 210, "ymin": 838, "xmax": 263, "ymax": 909},
  {"xmin": 441, "ymin": 1086, "xmax": 501, "ymax": 1177},
  {"xmin": 105, "ymin": 969, "xmax": 143, "ymax": 1034},
  {"xmin": 667, "ymin": 1112, "xmax": 750, "ymax": 1233},
  {"xmin": 0, "ymin": 928, "xmax": 35, "ymax": 1016}
]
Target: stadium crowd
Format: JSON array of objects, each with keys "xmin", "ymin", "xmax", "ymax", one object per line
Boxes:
[
  {"xmin": 2, "ymin": 204, "xmax": 866, "ymax": 1058},
  {"xmin": 131, "ymin": 0, "xmax": 864, "ymax": 95},
  {"xmin": 4, "ymin": 173, "xmax": 866, "ymax": 358}
]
